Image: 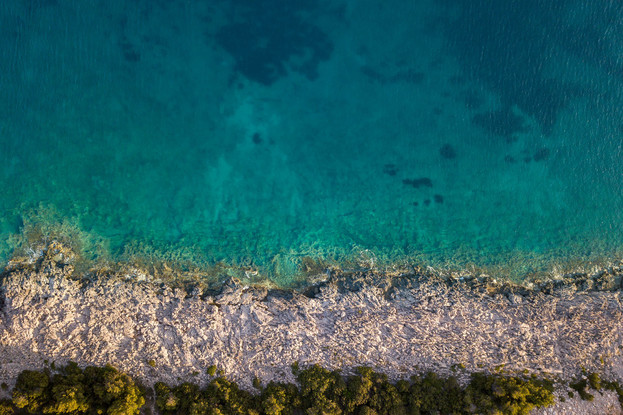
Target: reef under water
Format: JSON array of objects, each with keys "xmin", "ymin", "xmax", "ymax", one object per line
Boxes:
[{"xmin": 0, "ymin": 0, "xmax": 622, "ymax": 287}]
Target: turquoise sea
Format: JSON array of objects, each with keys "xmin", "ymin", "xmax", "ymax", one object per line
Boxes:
[{"xmin": 1, "ymin": 0, "xmax": 622, "ymax": 286}]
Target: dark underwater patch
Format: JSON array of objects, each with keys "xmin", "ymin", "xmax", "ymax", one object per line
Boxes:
[
  {"xmin": 383, "ymin": 164, "xmax": 398, "ymax": 176},
  {"xmin": 119, "ymin": 37, "xmax": 140, "ymax": 63},
  {"xmin": 533, "ymin": 147, "xmax": 550, "ymax": 162},
  {"xmin": 403, "ymin": 177, "xmax": 433, "ymax": 188},
  {"xmin": 443, "ymin": 0, "xmax": 585, "ymax": 136},
  {"xmin": 472, "ymin": 108, "xmax": 526, "ymax": 141},
  {"xmin": 360, "ymin": 65, "xmax": 386, "ymax": 83},
  {"xmin": 439, "ymin": 144, "xmax": 456, "ymax": 159},
  {"xmin": 391, "ymin": 69, "xmax": 424, "ymax": 84},
  {"xmin": 557, "ymin": 3, "xmax": 623, "ymax": 80},
  {"xmin": 214, "ymin": 1, "xmax": 333, "ymax": 85},
  {"xmin": 361, "ymin": 65, "xmax": 424, "ymax": 85}
]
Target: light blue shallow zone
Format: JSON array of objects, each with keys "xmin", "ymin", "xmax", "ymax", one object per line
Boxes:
[{"xmin": 0, "ymin": 0, "xmax": 622, "ymax": 286}]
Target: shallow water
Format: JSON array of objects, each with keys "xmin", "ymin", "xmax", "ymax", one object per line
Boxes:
[{"xmin": 1, "ymin": 0, "xmax": 622, "ymax": 286}]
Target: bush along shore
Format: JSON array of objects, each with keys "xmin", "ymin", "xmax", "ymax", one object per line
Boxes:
[{"xmin": 3, "ymin": 361, "xmax": 622, "ymax": 415}]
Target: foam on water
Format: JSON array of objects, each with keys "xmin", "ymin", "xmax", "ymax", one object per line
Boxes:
[{"xmin": 0, "ymin": 0, "xmax": 622, "ymax": 286}]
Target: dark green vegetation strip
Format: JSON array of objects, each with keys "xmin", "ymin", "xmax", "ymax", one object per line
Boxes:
[
  {"xmin": 3, "ymin": 362, "xmax": 623, "ymax": 415},
  {"xmin": 0, "ymin": 363, "xmax": 566, "ymax": 415},
  {"xmin": 154, "ymin": 366, "xmax": 556, "ymax": 415},
  {"xmin": 0, "ymin": 363, "xmax": 144, "ymax": 415}
]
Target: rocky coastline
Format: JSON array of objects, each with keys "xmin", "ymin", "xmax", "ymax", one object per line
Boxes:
[{"xmin": 1, "ymin": 245, "xmax": 623, "ymax": 413}]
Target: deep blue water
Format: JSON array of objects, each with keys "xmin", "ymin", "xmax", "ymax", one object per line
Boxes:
[{"xmin": 1, "ymin": 0, "xmax": 622, "ymax": 286}]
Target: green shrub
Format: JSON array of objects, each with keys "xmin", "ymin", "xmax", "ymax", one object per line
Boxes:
[
  {"xmin": 343, "ymin": 367, "xmax": 375, "ymax": 412},
  {"xmin": 342, "ymin": 367, "xmax": 406, "ymax": 415},
  {"xmin": 587, "ymin": 373, "xmax": 601, "ymax": 390},
  {"xmin": 9, "ymin": 363, "xmax": 145, "ymax": 415},
  {"xmin": 172, "ymin": 382, "xmax": 201, "ymax": 414},
  {"xmin": 85, "ymin": 364, "xmax": 145, "ymax": 414},
  {"xmin": 0, "ymin": 399, "xmax": 14, "ymax": 415},
  {"xmin": 43, "ymin": 381, "xmax": 89, "ymax": 413},
  {"xmin": 37, "ymin": 362, "xmax": 89, "ymax": 414},
  {"xmin": 206, "ymin": 377, "xmax": 257, "ymax": 414},
  {"xmin": 602, "ymin": 380, "xmax": 623, "ymax": 406},
  {"xmin": 466, "ymin": 372, "xmax": 554, "ymax": 415},
  {"xmin": 365, "ymin": 379, "xmax": 404, "ymax": 415},
  {"xmin": 253, "ymin": 377, "xmax": 262, "ymax": 390},
  {"xmin": 572, "ymin": 375, "xmax": 623, "ymax": 409},
  {"xmin": 297, "ymin": 364, "xmax": 345, "ymax": 415},
  {"xmin": 156, "ymin": 376, "xmax": 259, "ymax": 414},
  {"xmin": 570, "ymin": 379, "xmax": 594, "ymax": 401},
  {"xmin": 12, "ymin": 369, "xmax": 50, "ymax": 412},
  {"xmin": 408, "ymin": 372, "xmax": 464, "ymax": 414},
  {"xmin": 261, "ymin": 382, "xmax": 300, "ymax": 415},
  {"xmin": 155, "ymin": 382, "xmax": 179, "ymax": 413}
]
